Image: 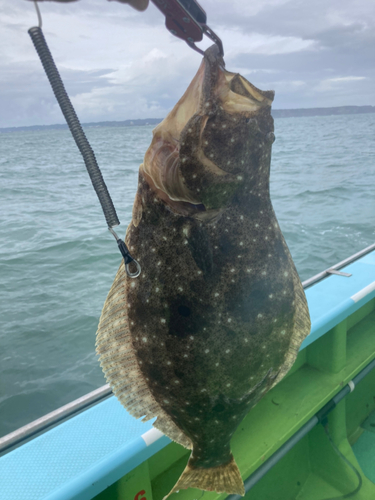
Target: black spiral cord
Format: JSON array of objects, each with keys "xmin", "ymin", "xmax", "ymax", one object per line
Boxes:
[{"xmin": 28, "ymin": 22, "xmax": 141, "ymax": 278}]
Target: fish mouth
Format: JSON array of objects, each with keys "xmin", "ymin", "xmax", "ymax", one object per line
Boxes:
[{"xmin": 141, "ymin": 45, "xmax": 274, "ymax": 218}]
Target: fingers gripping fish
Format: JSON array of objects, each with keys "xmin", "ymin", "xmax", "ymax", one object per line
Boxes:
[{"xmin": 96, "ymin": 45, "xmax": 311, "ymax": 497}]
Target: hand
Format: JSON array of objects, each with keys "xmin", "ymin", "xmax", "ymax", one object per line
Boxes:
[{"xmin": 27, "ymin": 0, "xmax": 149, "ymax": 12}]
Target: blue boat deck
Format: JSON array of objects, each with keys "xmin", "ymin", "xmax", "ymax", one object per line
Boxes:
[{"xmin": 1, "ymin": 250, "xmax": 375, "ymax": 500}]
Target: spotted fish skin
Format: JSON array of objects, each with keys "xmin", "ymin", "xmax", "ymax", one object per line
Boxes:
[{"xmin": 96, "ymin": 45, "xmax": 310, "ymax": 496}]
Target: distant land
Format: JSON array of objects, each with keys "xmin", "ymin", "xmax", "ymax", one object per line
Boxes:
[{"xmin": 1, "ymin": 105, "xmax": 374, "ymax": 133}]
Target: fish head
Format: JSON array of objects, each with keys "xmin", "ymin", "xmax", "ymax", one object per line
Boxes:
[{"xmin": 141, "ymin": 45, "xmax": 275, "ymax": 218}]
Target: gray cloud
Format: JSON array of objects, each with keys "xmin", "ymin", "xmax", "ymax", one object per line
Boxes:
[{"xmin": 0, "ymin": 0, "xmax": 374, "ymax": 127}]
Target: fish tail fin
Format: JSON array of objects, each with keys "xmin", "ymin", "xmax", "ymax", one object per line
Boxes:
[{"xmin": 164, "ymin": 455, "xmax": 245, "ymax": 499}]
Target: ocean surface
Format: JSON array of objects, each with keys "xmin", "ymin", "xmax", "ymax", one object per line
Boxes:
[{"xmin": 0, "ymin": 114, "xmax": 374, "ymax": 438}]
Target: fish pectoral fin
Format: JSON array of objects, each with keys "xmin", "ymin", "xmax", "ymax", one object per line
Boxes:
[{"xmin": 164, "ymin": 455, "xmax": 245, "ymax": 499}]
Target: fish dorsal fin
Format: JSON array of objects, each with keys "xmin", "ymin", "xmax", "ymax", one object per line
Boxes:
[{"xmin": 96, "ymin": 264, "xmax": 192, "ymax": 450}]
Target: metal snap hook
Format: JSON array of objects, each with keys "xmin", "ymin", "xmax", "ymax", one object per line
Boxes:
[
  {"xmin": 108, "ymin": 227, "xmax": 142, "ymax": 278},
  {"xmin": 125, "ymin": 259, "xmax": 141, "ymax": 279}
]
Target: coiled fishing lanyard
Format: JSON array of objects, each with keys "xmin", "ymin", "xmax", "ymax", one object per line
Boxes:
[{"xmin": 28, "ymin": 2, "xmax": 141, "ymax": 278}]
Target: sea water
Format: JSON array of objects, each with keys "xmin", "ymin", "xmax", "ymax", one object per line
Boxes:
[{"xmin": 0, "ymin": 114, "xmax": 374, "ymax": 437}]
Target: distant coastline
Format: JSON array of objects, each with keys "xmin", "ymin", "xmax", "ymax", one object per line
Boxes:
[{"xmin": 1, "ymin": 105, "xmax": 374, "ymax": 133}]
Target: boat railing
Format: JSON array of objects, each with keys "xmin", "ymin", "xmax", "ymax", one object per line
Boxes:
[{"xmin": 1, "ymin": 241, "xmax": 375, "ymax": 455}]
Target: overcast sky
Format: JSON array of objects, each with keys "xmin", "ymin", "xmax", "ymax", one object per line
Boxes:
[{"xmin": 1, "ymin": 0, "xmax": 374, "ymax": 127}]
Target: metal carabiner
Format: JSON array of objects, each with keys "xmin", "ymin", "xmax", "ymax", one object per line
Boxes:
[
  {"xmin": 109, "ymin": 227, "xmax": 141, "ymax": 279},
  {"xmin": 151, "ymin": 0, "xmax": 224, "ymax": 57}
]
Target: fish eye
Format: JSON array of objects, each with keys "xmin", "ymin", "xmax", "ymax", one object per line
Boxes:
[{"xmin": 266, "ymin": 132, "xmax": 276, "ymax": 143}]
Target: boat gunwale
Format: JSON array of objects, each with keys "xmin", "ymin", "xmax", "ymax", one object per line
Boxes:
[{"xmin": 1, "ymin": 241, "xmax": 375, "ymax": 454}]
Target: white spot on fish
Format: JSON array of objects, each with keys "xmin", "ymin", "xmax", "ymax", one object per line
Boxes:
[
  {"xmin": 190, "ymin": 336, "xmax": 194, "ymax": 340},
  {"xmin": 215, "ymin": 362, "xmax": 219, "ymax": 367},
  {"xmin": 214, "ymin": 293, "xmax": 219, "ymax": 297},
  {"xmin": 227, "ymin": 161, "xmax": 231, "ymax": 165},
  {"xmin": 237, "ymin": 176, "xmax": 243, "ymax": 180},
  {"xmin": 240, "ymin": 215, "xmax": 244, "ymax": 220},
  {"xmin": 157, "ymin": 261, "xmax": 161, "ymax": 266},
  {"xmin": 231, "ymin": 138, "xmax": 234, "ymax": 142},
  {"xmin": 246, "ymin": 268, "xmax": 252, "ymax": 273},
  {"xmin": 131, "ymin": 282, "xmax": 136, "ymax": 288},
  {"xmin": 205, "ymin": 349, "xmax": 210, "ymax": 353},
  {"xmin": 178, "ymin": 287, "xmax": 183, "ymax": 292},
  {"xmin": 225, "ymin": 349, "xmax": 230, "ymax": 354},
  {"xmin": 204, "ymin": 140, "xmax": 208, "ymax": 145},
  {"xmin": 262, "ymin": 271, "xmax": 267, "ymax": 275},
  {"xmin": 281, "ymin": 330, "xmax": 286, "ymax": 335},
  {"xmin": 155, "ymin": 287, "xmax": 159, "ymax": 292},
  {"xmin": 142, "ymin": 337, "xmax": 148, "ymax": 342},
  {"xmin": 284, "ymin": 271, "xmax": 288, "ymax": 277},
  {"xmin": 151, "ymin": 248, "xmax": 156, "ymax": 252},
  {"xmin": 174, "ymin": 380, "xmax": 180, "ymax": 384},
  {"xmin": 269, "ymin": 294, "xmax": 273, "ymax": 298},
  {"xmin": 161, "ymin": 318, "xmax": 166, "ymax": 324},
  {"xmin": 183, "ymin": 354, "xmax": 188, "ymax": 358},
  {"xmin": 230, "ymin": 268, "xmax": 235, "ymax": 272},
  {"xmin": 188, "ymin": 128, "xmax": 192, "ymax": 133},
  {"xmin": 239, "ymin": 241, "xmax": 243, "ymax": 246},
  {"xmin": 255, "ymin": 223, "xmax": 259, "ymax": 228},
  {"xmin": 244, "ymin": 338, "xmax": 249, "ymax": 343},
  {"xmin": 164, "ymin": 400, "xmax": 169, "ymax": 404},
  {"xmin": 227, "ymin": 383, "xmax": 231, "ymax": 387},
  {"xmin": 258, "ymin": 314, "xmax": 263, "ymax": 318},
  {"xmin": 227, "ymin": 318, "xmax": 232, "ymax": 323},
  {"xmin": 222, "ymin": 124, "xmax": 227, "ymax": 128}
]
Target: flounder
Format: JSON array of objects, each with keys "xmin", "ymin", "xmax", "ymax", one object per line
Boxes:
[{"xmin": 96, "ymin": 45, "xmax": 311, "ymax": 497}]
